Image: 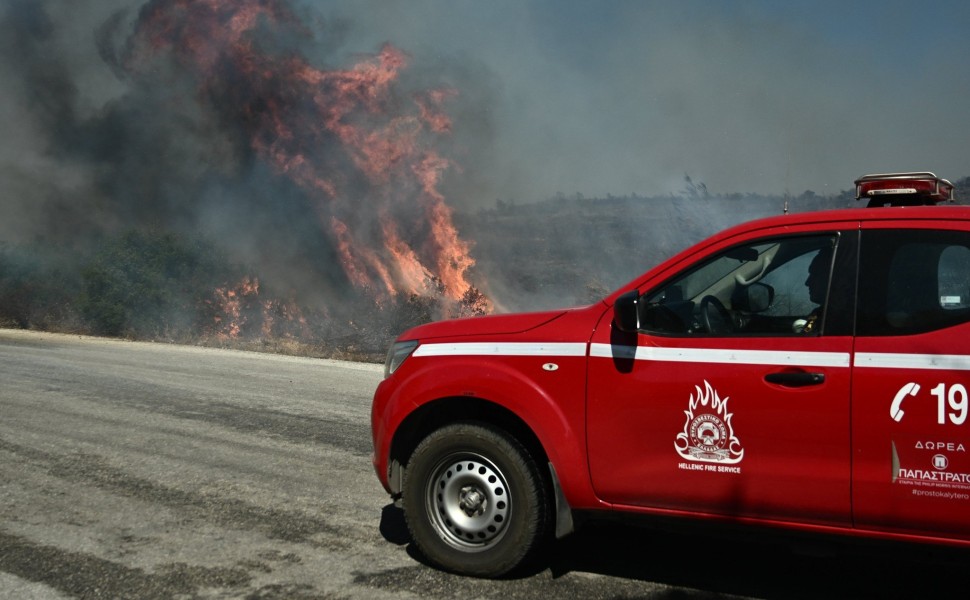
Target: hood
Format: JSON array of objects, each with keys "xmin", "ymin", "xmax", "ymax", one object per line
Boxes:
[{"xmin": 400, "ymin": 309, "xmax": 569, "ymax": 341}]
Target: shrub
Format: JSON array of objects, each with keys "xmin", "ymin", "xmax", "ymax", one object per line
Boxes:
[
  {"xmin": 0, "ymin": 242, "xmax": 83, "ymax": 330},
  {"xmin": 78, "ymin": 230, "xmax": 239, "ymax": 338}
]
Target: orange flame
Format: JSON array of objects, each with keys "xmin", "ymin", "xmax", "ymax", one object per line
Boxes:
[
  {"xmin": 382, "ymin": 217, "xmax": 436, "ymax": 296},
  {"xmin": 207, "ymin": 275, "xmax": 311, "ymax": 340},
  {"xmin": 208, "ymin": 275, "xmax": 260, "ymax": 340},
  {"xmin": 129, "ymin": 0, "xmax": 489, "ymax": 315}
]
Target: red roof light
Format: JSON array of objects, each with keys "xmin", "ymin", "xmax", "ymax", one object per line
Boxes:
[{"xmin": 855, "ymin": 172, "xmax": 954, "ymax": 206}]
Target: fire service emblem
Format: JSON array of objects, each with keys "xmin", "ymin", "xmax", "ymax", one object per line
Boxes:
[{"xmin": 675, "ymin": 381, "xmax": 744, "ymax": 464}]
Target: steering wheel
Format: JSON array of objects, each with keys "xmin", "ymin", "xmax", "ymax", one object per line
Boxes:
[{"xmin": 699, "ymin": 295, "xmax": 733, "ymax": 334}]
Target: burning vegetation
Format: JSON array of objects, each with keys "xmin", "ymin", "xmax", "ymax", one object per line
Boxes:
[
  {"xmin": 0, "ymin": 0, "xmax": 491, "ymax": 357},
  {"xmin": 4, "ymin": 3, "xmax": 963, "ymax": 359},
  {"xmin": 122, "ymin": 0, "xmax": 489, "ymax": 311}
]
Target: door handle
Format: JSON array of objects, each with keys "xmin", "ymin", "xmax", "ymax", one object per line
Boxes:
[{"xmin": 764, "ymin": 372, "xmax": 825, "ymax": 387}]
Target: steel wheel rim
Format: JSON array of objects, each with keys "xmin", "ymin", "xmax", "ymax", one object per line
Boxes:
[{"xmin": 426, "ymin": 452, "xmax": 511, "ymax": 550}]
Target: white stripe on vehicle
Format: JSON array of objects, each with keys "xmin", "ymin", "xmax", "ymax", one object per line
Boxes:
[
  {"xmin": 589, "ymin": 343, "xmax": 850, "ymax": 367},
  {"xmin": 413, "ymin": 343, "xmax": 970, "ymax": 371},
  {"xmin": 412, "ymin": 342, "xmax": 588, "ymax": 358},
  {"xmin": 855, "ymin": 352, "xmax": 970, "ymax": 371}
]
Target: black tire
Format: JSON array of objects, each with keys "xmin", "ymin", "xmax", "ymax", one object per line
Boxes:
[{"xmin": 401, "ymin": 422, "xmax": 550, "ymax": 577}]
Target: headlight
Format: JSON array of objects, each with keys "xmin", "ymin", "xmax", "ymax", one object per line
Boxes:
[{"xmin": 384, "ymin": 340, "xmax": 418, "ymax": 378}]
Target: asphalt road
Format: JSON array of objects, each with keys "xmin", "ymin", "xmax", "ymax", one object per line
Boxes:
[{"xmin": 1, "ymin": 328, "xmax": 966, "ymax": 599}]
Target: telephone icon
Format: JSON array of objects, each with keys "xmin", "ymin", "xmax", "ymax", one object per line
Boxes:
[{"xmin": 890, "ymin": 382, "xmax": 919, "ymax": 422}]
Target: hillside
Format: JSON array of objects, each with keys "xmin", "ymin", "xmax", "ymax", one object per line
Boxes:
[
  {"xmin": 460, "ymin": 191, "xmax": 853, "ymax": 312},
  {"xmin": 4, "ymin": 181, "xmax": 966, "ymax": 357}
]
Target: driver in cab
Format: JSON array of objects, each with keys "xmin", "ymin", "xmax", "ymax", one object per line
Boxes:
[{"xmin": 794, "ymin": 246, "xmax": 832, "ymax": 334}]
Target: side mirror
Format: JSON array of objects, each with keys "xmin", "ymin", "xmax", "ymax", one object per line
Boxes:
[
  {"xmin": 613, "ymin": 289, "xmax": 639, "ymax": 332},
  {"xmin": 733, "ymin": 282, "xmax": 774, "ymax": 313}
]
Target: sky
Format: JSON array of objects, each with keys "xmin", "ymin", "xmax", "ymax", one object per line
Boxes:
[
  {"xmin": 3, "ymin": 0, "xmax": 969, "ymax": 208},
  {"xmin": 341, "ymin": 0, "xmax": 970, "ymax": 199}
]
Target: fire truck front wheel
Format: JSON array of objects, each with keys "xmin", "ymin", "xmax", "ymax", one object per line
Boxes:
[{"xmin": 401, "ymin": 422, "xmax": 550, "ymax": 577}]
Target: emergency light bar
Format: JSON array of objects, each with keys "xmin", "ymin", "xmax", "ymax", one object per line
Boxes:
[{"xmin": 855, "ymin": 172, "xmax": 954, "ymax": 206}]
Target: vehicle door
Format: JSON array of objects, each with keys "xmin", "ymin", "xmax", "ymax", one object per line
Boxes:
[
  {"xmin": 852, "ymin": 222, "xmax": 970, "ymax": 539},
  {"xmin": 587, "ymin": 225, "xmax": 856, "ymax": 525}
]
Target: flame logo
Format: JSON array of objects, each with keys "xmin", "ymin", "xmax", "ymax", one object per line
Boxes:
[{"xmin": 675, "ymin": 380, "xmax": 744, "ymax": 464}]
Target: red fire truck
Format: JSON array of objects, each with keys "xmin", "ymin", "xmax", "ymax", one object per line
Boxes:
[{"xmin": 371, "ymin": 172, "xmax": 970, "ymax": 576}]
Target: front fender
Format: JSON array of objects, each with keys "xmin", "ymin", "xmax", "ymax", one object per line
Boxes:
[{"xmin": 373, "ymin": 353, "xmax": 601, "ymax": 509}]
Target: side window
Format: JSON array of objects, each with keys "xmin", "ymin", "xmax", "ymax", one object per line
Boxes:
[
  {"xmin": 858, "ymin": 229, "xmax": 970, "ymax": 336},
  {"xmin": 638, "ymin": 234, "xmax": 838, "ymax": 336},
  {"xmin": 940, "ymin": 246, "xmax": 970, "ymax": 310},
  {"xmin": 759, "ymin": 252, "xmax": 818, "ymax": 318}
]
